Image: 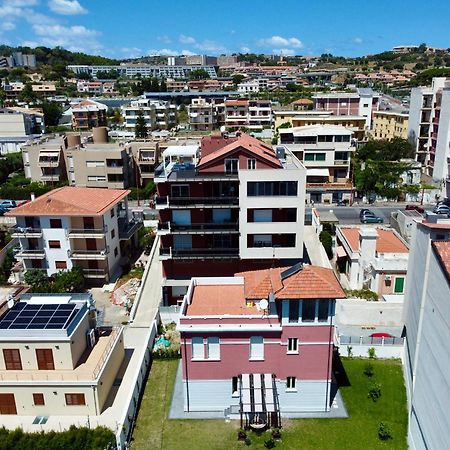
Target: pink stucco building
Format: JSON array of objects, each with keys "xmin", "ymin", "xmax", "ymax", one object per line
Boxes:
[{"xmin": 178, "ymin": 263, "xmax": 345, "ymax": 426}]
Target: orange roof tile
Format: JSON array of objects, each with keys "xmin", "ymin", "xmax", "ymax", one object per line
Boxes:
[
  {"xmin": 432, "ymin": 241, "xmax": 450, "ymax": 281},
  {"xmin": 7, "ymin": 186, "xmax": 129, "ymax": 217},
  {"xmin": 340, "ymin": 227, "xmax": 408, "ymax": 253},
  {"xmin": 198, "ymin": 133, "xmax": 281, "ymax": 169}
]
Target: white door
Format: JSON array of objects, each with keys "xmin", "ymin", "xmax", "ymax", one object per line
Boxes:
[{"xmin": 172, "ymin": 210, "xmax": 191, "ymax": 225}]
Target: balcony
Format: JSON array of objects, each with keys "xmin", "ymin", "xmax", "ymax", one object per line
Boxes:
[
  {"xmin": 38, "ymin": 157, "xmax": 59, "ymax": 167},
  {"xmin": 11, "ymin": 227, "xmax": 42, "ymax": 238},
  {"xmin": 159, "ymin": 247, "xmax": 239, "ymax": 260},
  {"xmin": 119, "ymin": 218, "xmax": 143, "ymax": 240},
  {"xmin": 306, "ymin": 181, "xmax": 353, "ymax": 191},
  {"xmin": 155, "ymin": 196, "xmax": 239, "ymax": 209},
  {"xmin": 69, "ymin": 249, "xmax": 109, "ymax": 260},
  {"xmin": 333, "ymin": 160, "xmax": 350, "ymax": 166},
  {"xmin": 158, "ymin": 221, "xmax": 239, "ymax": 235},
  {"xmin": 68, "ymin": 227, "xmax": 107, "ymax": 238},
  {"xmin": 82, "ymin": 269, "xmax": 108, "ymax": 279},
  {"xmin": 16, "ymin": 248, "xmax": 46, "ymax": 259},
  {"xmin": 41, "ymin": 174, "xmax": 61, "ymax": 182}
]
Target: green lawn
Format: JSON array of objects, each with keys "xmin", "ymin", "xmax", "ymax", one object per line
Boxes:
[{"xmin": 130, "ymin": 358, "xmax": 407, "ymax": 450}]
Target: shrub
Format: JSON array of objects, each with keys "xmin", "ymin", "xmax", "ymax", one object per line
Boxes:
[
  {"xmin": 378, "ymin": 422, "xmax": 392, "ymax": 441},
  {"xmin": 319, "ymin": 230, "xmax": 333, "ymax": 259},
  {"xmin": 264, "ymin": 438, "xmax": 276, "ymax": 449},
  {"xmin": 152, "ymin": 347, "xmax": 180, "ymax": 359},
  {"xmin": 368, "ymin": 347, "xmax": 377, "ymax": 359},
  {"xmin": 271, "ymin": 428, "xmax": 281, "ymax": 439},
  {"xmin": 238, "ymin": 429, "xmax": 247, "ymax": 441},
  {"xmin": 363, "ymin": 363, "xmax": 374, "ymax": 377},
  {"xmin": 343, "ymin": 288, "xmax": 379, "ymax": 301},
  {"xmin": 245, "ymin": 437, "xmax": 252, "ymax": 446},
  {"xmin": 368, "ymin": 383, "xmax": 382, "ymax": 402}
]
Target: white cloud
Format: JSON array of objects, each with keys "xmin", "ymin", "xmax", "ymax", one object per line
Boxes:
[
  {"xmin": 48, "ymin": 0, "xmax": 87, "ymax": 15},
  {"xmin": 181, "ymin": 49, "xmax": 196, "ymax": 56},
  {"xmin": 195, "ymin": 39, "xmax": 227, "ymax": 53},
  {"xmin": 273, "ymin": 48, "xmax": 296, "ymax": 56},
  {"xmin": 258, "ymin": 35, "xmax": 303, "ymax": 48},
  {"xmin": 0, "ymin": 22, "xmax": 16, "ymax": 31},
  {"xmin": 179, "ymin": 34, "xmax": 196, "ymax": 45},
  {"xmin": 353, "ymin": 37, "xmax": 363, "ymax": 44},
  {"xmin": 240, "ymin": 46, "xmax": 251, "ymax": 53},
  {"xmin": 157, "ymin": 35, "xmax": 171, "ymax": 44},
  {"xmin": 147, "ymin": 48, "xmax": 178, "ymax": 56},
  {"xmin": 120, "ymin": 47, "xmax": 142, "ymax": 58},
  {"xmin": 7, "ymin": 0, "xmax": 38, "ymax": 6}
]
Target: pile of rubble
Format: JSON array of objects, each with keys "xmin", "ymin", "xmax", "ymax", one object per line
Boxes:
[{"xmin": 112, "ymin": 278, "xmax": 141, "ymax": 312}]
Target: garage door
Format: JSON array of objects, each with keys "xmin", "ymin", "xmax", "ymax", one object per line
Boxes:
[{"xmin": 0, "ymin": 394, "xmax": 17, "ymax": 414}]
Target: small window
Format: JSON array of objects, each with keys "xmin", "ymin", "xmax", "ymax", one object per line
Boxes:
[
  {"xmin": 394, "ymin": 277, "xmax": 405, "ymax": 294},
  {"xmin": 249, "ymin": 336, "xmax": 264, "ymax": 360},
  {"xmin": 207, "ymin": 337, "xmax": 220, "ymax": 360},
  {"xmin": 302, "ymin": 300, "xmax": 316, "ymax": 322},
  {"xmin": 33, "ymin": 393, "xmax": 45, "ymax": 406},
  {"xmin": 114, "ymin": 247, "xmax": 118, "ymax": 257},
  {"xmin": 55, "ymin": 261, "xmax": 67, "ymax": 269},
  {"xmin": 111, "ymin": 229, "xmax": 115, "ymax": 240},
  {"xmin": 318, "ymin": 300, "xmax": 329, "ymax": 322},
  {"xmin": 247, "ymin": 159, "xmax": 256, "ymax": 170},
  {"xmin": 225, "ymin": 158, "xmax": 238, "ymax": 175},
  {"xmin": 3, "ymin": 349, "xmax": 22, "ymax": 370},
  {"xmin": 286, "ymin": 376, "xmax": 296, "ymax": 390},
  {"xmin": 232, "ymin": 377, "xmax": 239, "ymax": 396},
  {"xmin": 50, "ymin": 219, "xmax": 62, "ymax": 228},
  {"xmin": 110, "ymin": 208, "xmax": 115, "ymax": 218},
  {"xmin": 191, "ymin": 337, "xmax": 204, "ymax": 359},
  {"xmin": 65, "ymin": 393, "xmax": 86, "ymax": 406},
  {"xmin": 48, "ymin": 240, "xmax": 61, "ymax": 249},
  {"xmin": 287, "ymin": 338, "xmax": 298, "ymax": 353}
]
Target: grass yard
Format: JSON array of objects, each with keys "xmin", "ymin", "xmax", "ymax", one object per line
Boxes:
[{"xmin": 130, "ymin": 358, "xmax": 407, "ymax": 450}]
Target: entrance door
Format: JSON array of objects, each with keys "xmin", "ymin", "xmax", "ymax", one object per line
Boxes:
[{"xmin": 0, "ymin": 394, "xmax": 17, "ymax": 414}]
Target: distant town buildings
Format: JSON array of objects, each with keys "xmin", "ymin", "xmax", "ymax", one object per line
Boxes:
[
  {"xmin": 188, "ymin": 97, "xmax": 225, "ymax": 131},
  {"xmin": 121, "ymin": 98, "xmax": 176, "ymax": 131},
  {"xmin": 371, "ymin": 111, "xmax": 409, "ymax": 140},
  {"xmin": 0, "ymin": 52, "xmax": 36, "ymax": 68},
  {"xmin": 70, "ymin": 99, "xmax": 108, "ymax": 130},
  {"xmin": 224, "ymin": 99, "xmax": 272, "ymax": 130}
]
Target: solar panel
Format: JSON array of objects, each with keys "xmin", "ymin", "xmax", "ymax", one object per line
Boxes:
[{"xmin": 280, "ymin": 262, "xmax": 303, "ymax": 280}]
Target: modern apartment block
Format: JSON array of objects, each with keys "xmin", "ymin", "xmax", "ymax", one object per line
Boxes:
[
  {"xmin": 403, "ymin": 217, "xmax": 450, "ymax": 450},
  {"xmin": 273, "ymin": 110, "xmax": 367, "ymax": 141},
  {"xmin": 178, "ymin": 263, "xmax": 345, "ymax": 419},
  {"xmin": 1, "ymin": 52, "xmax": 36, "ymax": 68},
  {"xmin": 0, "ymin": 293, "xmax": 124, "ymax": 416},
  {"xmin": 126, "ymin": 140, "xmax": 160, "ymax": 186},
  {"xmin": 408, "ymin": 77, "xmax": 450, "ymax": 197},
  {"xmin": 22, "ymin": 129, "xmax": 135, "ymax": 189},
  {"xmin": 225, "ymin": 99, "xmax": 272, "ymax": 130},
  {"xmin": 188, "ymin": 97, "xmax": 225, "ymax": 131},
  {"xmin": 8, "ymin": 186, "xmax": 142, "ymax": 283},
  {"xmin": 312, "ymin": 88, "xmax": 380, "ymax": 129},
  {"xmin": 121, "ymin": 98, "xmax": 176, "ymax": 132},
  {"xmin": 371, "ymin": 111, "xmax": 409, "ymax": 140},
  {"xmin": 155, "ymin": 133, "xmax": 306, "ymax": 304},
  {"xmin": 71, "ymin": 100, "xmax": 107, "ymax": 130},
  {"xmin": 0, "ymin": 107, "xmax": 45, "ymax": 154},
  {"xmin": 278, "ymin": 125, "xmax": 355, "ymax": 203}
]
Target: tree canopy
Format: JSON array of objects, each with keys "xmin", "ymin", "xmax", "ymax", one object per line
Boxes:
[{"xmin": 134, "ymin": 110, "xmax": 148, "ymax": 138}]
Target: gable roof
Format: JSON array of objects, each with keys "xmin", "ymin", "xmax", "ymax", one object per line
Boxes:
[
  {"xmin": 7, "ymin": 186, "xmax": 129, "ymax": 217},
  {"xmin": 432, "ymin": 241, "xmax": 450, "ymax": 283},
  {"xmin": 235, "ymin": 265, "xmax": 345, "ymax": 300},
  {"xmin": 197, "ymin": 133, "xmax": 281, "ymax": 169}
]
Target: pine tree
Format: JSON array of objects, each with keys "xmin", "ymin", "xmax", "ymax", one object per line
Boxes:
[{"xmin": 135, "ymin": 110, "xmax": 148, "ymax": 138}]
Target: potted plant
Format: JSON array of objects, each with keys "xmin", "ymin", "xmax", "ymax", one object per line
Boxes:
[{"xmin": 272, "ymin": 428, "xmax": 281, "ymax": 440}]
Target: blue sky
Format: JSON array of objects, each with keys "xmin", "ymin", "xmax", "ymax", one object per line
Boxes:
[{"xmin": 0, "ymin": 0, "xmax": 449, "ymax": 58}]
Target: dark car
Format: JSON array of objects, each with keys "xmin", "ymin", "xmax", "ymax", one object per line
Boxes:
[{"xmin": 405, "ymin": 204, "xmax": 425, "ymax": 214}]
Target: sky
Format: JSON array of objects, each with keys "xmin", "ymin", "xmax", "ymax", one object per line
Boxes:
[{"xmin": 0, "ymin": 0, "xmax": 449, "ymax": 59}]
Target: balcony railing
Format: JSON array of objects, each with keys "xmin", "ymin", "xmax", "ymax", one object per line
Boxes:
[
  {"xmin": 11, "ymin": 227, "xmax": 42, "ymax": 238},
  {"xmin": 82, "ymin": 269, "xmax": 108, "ymax": 278},
  {"xmin": 119, "ymin": 218, "xmax": 143, "ymax": 240},
  {"xmin": 160, "ymin": 247, "xmax": 239, "ymax": 259},
  {"xmin": 68, "ymin": 227, "xmax": 107, "ymax": 237},
  {"xmin": 16, "ymin": 248, "xmax": 46, "ymax": 258},
  {"xmin": 172, "ymin": 222, "xmax": 239, "ymax": 232},
  {"xmin": 69, "ymin": 249, "xmax": 109, "ymax": 259},
  {"xmin": 156, "ymin": 196, "xmax": 239, "ymax": 207}
]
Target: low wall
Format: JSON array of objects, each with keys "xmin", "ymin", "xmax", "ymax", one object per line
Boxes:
[
  {"xmin": 159, "ymin": 305, "xmax": 181, "ymax": 324},
  {"xmin": 0, "ymin": 238, "xmax": 17, "ymax": 266},
  {"xmin": 337, "ymin": 342, "xmax": 404, "ymax": 359},
  {"xmin": 336, "ymin": 298, "xmax": 404, "ymax": 327}
]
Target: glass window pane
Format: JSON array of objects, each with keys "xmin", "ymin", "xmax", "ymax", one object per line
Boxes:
[
  {"xmin": 302, "ymin": 300, "xmax": 315, "ymax": 322},
  {"xmin": 318, "ymin": 299, "xmax": 329, "ymax": 322}
]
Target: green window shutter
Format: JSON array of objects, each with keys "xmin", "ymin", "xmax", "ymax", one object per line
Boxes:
[{"xmin": 394, "ymin": 277, "xmax": 405, "ymax": 293}]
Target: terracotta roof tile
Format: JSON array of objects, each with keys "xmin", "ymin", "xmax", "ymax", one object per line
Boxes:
[
  {"xmin": 432, "ymin": 241, "xmax": 450, "ymax": 281},
  {"xmin": 7, "ymin": 186, "xmax": 129, "ymax": 217},
  {"xmin": 340, "ymin": 227, "xmax": 408, "ymax": 253}
]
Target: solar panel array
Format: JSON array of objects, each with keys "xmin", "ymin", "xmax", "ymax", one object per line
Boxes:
[{"xmin": 0, "ymin": 302, "xmax": 78, "ymax": 330}]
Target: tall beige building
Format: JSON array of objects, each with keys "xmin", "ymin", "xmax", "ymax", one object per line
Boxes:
[{"xmin": 371, "ymin": 111, "xmax": 409, "ymax": 140}]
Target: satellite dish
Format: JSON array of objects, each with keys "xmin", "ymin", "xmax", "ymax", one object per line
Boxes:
[
  {"xmin": 220, "ymin": 125, "xmax": 226, "ymax": 133},
  {"xmin": 259, "ymin": 299, "xmax": 269, "ymax": 310}
]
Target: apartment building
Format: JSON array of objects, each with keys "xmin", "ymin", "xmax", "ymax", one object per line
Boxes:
[
  {"xmin": 237, "ymin": 79, "xmax": 260, "ymax": 94},
  {"xmin": 278, "ymin": 125, "xmax": 355, "ymax": 203},
  {"xmin": 1, "ymin": 52, "xmax": 36, "ymax": 68},
  {"xmin": 274, "ymin": 110, "xmax": 367, "ymax": 141},
  {"xmin": 225, "ymin": 99, "xmax": 272, "ymax": 130},
  {"xmin": 0, "ymin": 293, "xmax": 124, "ymax": 416},
  {"xmin": 8, "ymin": 186, "xmax": 142, "ymax": 283},
  {"xmin": 188, "ymin": 97, "xmax": 225, "ymax": 131},
  {"xmin": 71, "ymin": 100, "xmax": 107, "ymax": 130},
  {"xmin": 312, "ymin": 88, "xmax": 380, "ymax": 129},
  {"xmin": 121, "ymin": 98, "xmax": 176, "ymax": 132},
  {"xmin": 408, "ymin": 77, "xmax": 450, "ymax": 197},
  {"xmin": 335, "ymin": 226, "xmax": 409, "ymax": 297},
  {"xmin": 31, "ymin": 83, "xmax": 57, "ymax": 95},
  {"xmin": 371, "ymin": 111, "xmax": 409, "ymax": 140},
  {"xmin": 403, "ymin": 217, "xmax": 450, "ymax": 450},
  {"xmin": 178, "ymin": 263, "xmax": 345, "ymax": 419},
  {"xmin": 126, "ymin": 140, "xmax": 160, "ymax": 186},
  {"xmin": 155, "ymin": 133, "xmax": 306, "ymax": 304},
  {"xmin": 22, "ymin": 129, "xmax": 135, "ymax": 189}
]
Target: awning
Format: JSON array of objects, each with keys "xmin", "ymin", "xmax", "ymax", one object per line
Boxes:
[
  {"xmin": 306, "ymin": 168, "xmax": 330, "ymax": 177},
  {"xmin": 240, "ymin": 373, "xmax": 276, "ymax": 413},
  {"xmin": 336, "ymin": 246, "xmax": 347, "ymax": 258}
]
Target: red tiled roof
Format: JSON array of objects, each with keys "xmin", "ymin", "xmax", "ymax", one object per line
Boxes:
[
  {"xmin": 432, "ymin": 241, "xmax": 450, "ymax": 281},
  {"xmin": 201, "ymin": 135, "xmax": 238, "ymax": 157},
  {"xmin": 340, "ymin": 227, "xmax": 408, "ymax": 253},
  {"xmin": 236, "ymin": 265, "xmax": 345, "ymax": 300},
  {"xmin": 197, "ymin": 133, "xmax": 281, "ymax": 169},
  {"xmin": 7, "ymin": 186, "xmax": 129, "ymax": 217}
]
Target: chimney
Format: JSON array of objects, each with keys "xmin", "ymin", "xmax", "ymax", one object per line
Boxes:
[
  {"xmin": 30, "ymin": 192, "xmax": 35, "ymax": 201},
  {"xmin": 358, "ymin": 228, "xmax": 378, "ymax": 289}
]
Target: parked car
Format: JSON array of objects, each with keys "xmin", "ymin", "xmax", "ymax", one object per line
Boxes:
[
  {"xmin": 0, "ymin": 200, "xmax": 17, "ymax": 210},
  {"xmin": 405, "ymin": 204, "xmax": 424, "ymax": 214},
  {"xmin": 360, "ymin": 212, "xmax": 384, "ymax": 224},
  {"xmin": 0, "ymin": 206, "xmax": 7, "ymax": 216},
  {"xmin": 359, "ymin": 208, "xmax": 372, "ymax": 218},
  {"xmin": 433, "ymin": 204, "xmax": 450, "ymax": 215}
]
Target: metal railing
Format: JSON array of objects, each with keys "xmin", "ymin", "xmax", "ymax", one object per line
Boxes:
[
  {"xmin": 69, "ymin": 248, "xmax": 109, "ymax": 257},
  {"xmin": 156, "ymin": 196, "xmax": 239, "ymax": 207},
  {"xmin": 11, "ymin": 226, "xmax": 42, "ymax": 236},
  {"xmin": 92, "ymin": 327, "xmax": 122, "ymax": 379},
  {"xmin": 160, "ymin": 247, "xmax": 239, "ymax": 258},
  {"xmin": 338, "ymin": 335, "xmax": 404, "ymax": 346},
  {"xmin": 68, "ymin": 227, "xmax": 107, "ymax": 235},
  {"xmin": 171, "ymin": 222, "xmax": 239, "ymax": 232},
  {"xmin": 82, "ymin": 269, "xmax": 107, "ymax": 277}
]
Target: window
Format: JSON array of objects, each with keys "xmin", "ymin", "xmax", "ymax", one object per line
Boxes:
[
  {"xmin": 48, "ymin": 240, "xmax": 61, "ymax": 249},
  {"xmin": 114, "ymin": 247, "xmax": 118, "ymax": 257},
  {"xmin": 110, "ymin": 208, "xmax": 115, "ymax": 218},
  {"xmin": 87, "ymin": 175, "xmax": 106, "ymax": 182},
  {"xmin": 3, "ymin": 349, "xmax": 22, "ymax": 370},
  {"xmin": 225, "ymin": 158, "xmax": 238, "ymax": 175},
  {"xmin": 111, "ymin": 229, "xmax": 115, "ymax": 239},
  {"xmin": 302, "ymin": 300, "xmax": 316, "ymax": 322},
  {"xmin": 86, "ymin": 160, "xmax": 105, "ymax": 168},
  {"xmin": 252, "ymin": 234, "xmax": 272, "ymax": 247},
  {"xmin": 286, "ymin": 376, "xmax": 296, "ymax": 390},
  {"xmin": 191, "ymin": 337, "xmax": 204, "ymax": 359},
  {"xmin": 171, "ymin": 184, "xmax": 189, "ymax": 198},
  {"xmin": 35, "ymin": 349, "xmax": 54, "ymax": 370},
  {"xmin": 232, "ymin": 376, "xmax": 239, "ymax": 396},
  {"xmin": 253, "ymin": 209, "xmax": 272, "ymax": 222},
  {"xmin": 55, "ymin": 261, "xmax": 67, "ymax": 269},
  {"xmin": 287, "ymin": 338, "xmax": 298, "ymax": 353},
  {"xmin": 33, "ymin": 393, "xmax": 45, "ymax": 406},
  {"xmin": 318, "ymin": 135, "xmax": 333, "ymax": 142},
  {"xmin": 207, "ymin": 337, "xmax": 220, "ymax": 360},
  {"xmin": 335, "ymin": 151, "xmax": 349, "ymax": 161},
  {"xmin": 247, "ymin": 159, "xmax": 256, "ymax": 170},
  {"xmin": 394, "ymin": 277, "xmax": 405, "ymax": 294},
  {"xmin": 318, "ymin": 300, "xmax": 329, "ymax": 322},
  {"xmin": 247, "ymin": 181, "xmax": 298, "ymax": 196},
  {"xmin": 65, "ymin": 393, "xmax": 86, "ymax": 406},
  {"xmin": 289, "ymin": 300, "xmax": 299, "ymax": 323},
  {"xmin": 304, "ymin": 153, "xmax": 326, "ymax": 161},
  {"xmin": 50, "ymin": 219, "xmax": 62, "ymax": 228},
  {"xmin": 249, "ymin": 336, "xmax": 264, "ymax": 360}
]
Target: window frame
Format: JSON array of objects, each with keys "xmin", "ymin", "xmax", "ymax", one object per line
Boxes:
[
  {"xmin": 394, "ymin": 277, "xmax": 405, "ymax": 294},
  {"xmin": 232, "ymin": 376, "xmax": 239, "ymax": 397},
  {"xmin": 286, "ymin": 376, "xmax": 297, "ymax": 391},
  {"xmin": 249, "ymin": 336, "xmax": 264, "ymax": 361},
  {"xmin": 33, "ymin": 393, "xmax": 45, "ymax": 406},
  {"xmin": 247, "ymin": 158, "xmax": 256, "ymax": 170},
  {"xmin": 206, "ymin": 337, "xmax": 220, "ymax": 360},
  {"xmin": 48, "ymin": 240, "xmax": 61, "ymax": 249},
  {"xmin": 49, "ymin": 218, "xmax": 62, "ymax": 229},
  {"xmin": 287, "ymin": 337, "xmax": 298, "ymax": 354},
  {"xmin": 301, "ymin": 300, "xmax": 316, "ymax": 323},
  {"xmin": 191, "ymin": 337, "xmax": 204, "ymax": 360},
  {"xmin": 225, "ymin": 158, "xmax": 239, "ymax": 175},
  {"xmin": 65, "ymin": 393, "xmax": 86, "ymax": 406},
  {"xmin": 3, "ymin": 348, "xmax": 22, "ymax": 370},
  {"xmin": 55, "ymin": 261, "xmax": 67, "ymax": 269}
]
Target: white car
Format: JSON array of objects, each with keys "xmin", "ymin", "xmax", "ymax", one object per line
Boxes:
[{"xmin": 433, "ymin": 204, "xmax": 450, "ymax": 215}]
